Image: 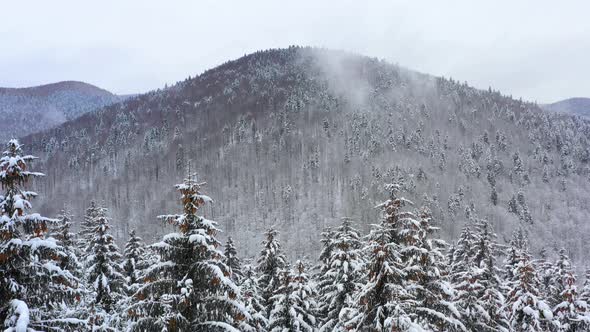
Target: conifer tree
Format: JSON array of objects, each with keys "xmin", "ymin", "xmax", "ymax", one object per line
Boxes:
[
  {"xmin": 580, "ymin": 269, "xmax": 590, "ymax": 305},
  {"xmin": 78, "ymin": 201, "xmax": 107, "ymax": 263},
  {"xmin": 86, "ymin": 209, "xmax": 124, "ymax": 313},
  {"xmin": 241, "ymin": 264, "xmax": 268, "ymax": 331},
  {"xmin": 506, "ymin": 251, "xmax": 553, "ymax": 331},
  {"xmin": 268, "ymin": 262, "xmax": 316, "ymax": 332},
  {"xmin": 553, "ymin": 269, "xmax": 588, "ymax": 331},
  {"xmin": 51, "ymin": 207, "xmax": 83, "ymax": 277},
  {"xmin": 0, "ymin": 139, "xmax": 80, "ymax": 330},
  {"xmin": 224, "ymin": 237, "xmax": 243, "ymax": 283},
  {"xmin": 413, "ymin": 209, "xmax": 464, "ymax": 331},
  {"xmin": 317, "ymin": 218, "xmax": 364, "ymax": 332},
  {"xmin": 257, "ymin": 228, "xmax": 287, "ymax": 310},
  {"xmin": 342, "ymin": 184, "xmax": 415, "ymax": 331},
  {"xmin": 123, "ymin": 230, "xmax": 145, "ymax": 295},
  {"xmin": 130, "ymin": 176, "xmax": 250, "ymax": 331},
  {"xmin": 473, "ymin": 220, "xmax": 509, "ymax": 331}
]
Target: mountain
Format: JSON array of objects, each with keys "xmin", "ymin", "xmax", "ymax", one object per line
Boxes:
[
  {"xmin": 0, "ymin": 81, "xmax": 123, "ymax": 140},
  {"xmin": 543, "ymin": 97, "xmax": 590, "ymax": 118},
  {"xmin": 21, "ymin": 47, "xmax": 590, "ymax": 267}
]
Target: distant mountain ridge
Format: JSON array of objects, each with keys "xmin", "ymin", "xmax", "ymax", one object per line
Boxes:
[
  {"xmin": 0, "ymin": 80, "xmax": 123, "ymax": 140},
  {"xmin": 542, "ymin": 97, "xmax": 590, "ymax": 118}
]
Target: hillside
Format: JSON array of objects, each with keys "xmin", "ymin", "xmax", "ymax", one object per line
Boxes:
[
  {"xmin": 543, "ymin": 97, "xmax": 590, "ymax": 118},
  {"xmin": 21, "ymin": 47, "xmax": 590, "ymax": 266},
  {"xmin": 0, "ymin": 81, "xmax": 123, "ymax": 140}
]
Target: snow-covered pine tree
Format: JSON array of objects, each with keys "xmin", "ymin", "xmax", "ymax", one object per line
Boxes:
[
  {"xmin": 86, "ymin": 208, "xmax": 124, "ymax": 316},
  {"xmin": 553, "ymin": 269, "xmax": 589, "ymax": 331},
  {"xmin": 342, "ymin": 184, "xmax": 415, "ymax": 331},
  {"xmin": 268, "ymin": 262, "xmax": 316, "ymax": 332},
  {"xmin": 412, "ymin": 208, "xmax": 464, "ymax": 331},
  {"xmin": 224, "ymin": 236, "xmax": 243, "ymax": 283},
  {"xmin": 129, "ymin": 176, "xmax": 250, "ymax": 331},
  {"xmin": 548, "ymin": 248, "xmax": 574, "ymax": 308},
  {"xmin": 450, "ymin": 224, "xmax": 477, "ymax": 284},
  {"xmin": 0, "ymin": 139, "xmax": 81, "ymax": 330},
  {"xmin": 317, "ymin": 218, "xmax": 364, "ymax": 332},
  {"xmin": 472, "ymin": 220, "xmax": 509, "ymax": 331},
  {"xmin": 454, "ymin": 264, "xmax": 486, "ymax": 330},
  {"xmin": 78, "ymin": 201, "xmax": 107, "ymax": 263},
  {"xmin": 505, "ymin": 251, "xmax": 553, "ymax": 331},
  {"xmin": 241, "ymin": 264, "xmax": 268, "ymax": 331},
  {"xmin": 580, "ymin": 269, "xmax": 590, "ymax": 305},
  {"xmin": 51, "ymin": 207, "xmax": 83, "ymax": 277},
  {"xmin": 257, "ymin": 228, "xmax": 287, "ymax": 311},
  {"xmin": 123, "ymin": 229, "xmax": 145, "ymax": 296}
]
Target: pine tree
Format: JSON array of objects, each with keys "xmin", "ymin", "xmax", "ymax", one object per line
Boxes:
[
  {"xmin": 78, "ymin": 201, "xmax": 107, "ymax": 263},
  {"xmin": 580, "ymin": 269, "xmax": 590, "ymax": 305},
  {"xmin": 0, "ymin": 139, "xmax": 80, "ymax": 330},
  {"xmin": 473, "ymin": 220, "xmax": 509, "ymax": 331},
  {"xmin": 51, "ymin": 207, "xmax": 83, "ymax": 276},
  {"xmin": 123, "ymin": 230, "xmax": 145, "ymax": 296},
  {"xmin": 241, "ymin": 264, "xmax": 268, "ymax": 331},
  {"xmin": 224, "ymin": 237, "xmax": 243, "ymax": 283},
  {"xmin": 342, "ymin": 184, "xmax": 415, "ymax": 331},
  {"xmin": 268, "ymin": 262, "xmax": 316, "ymax": 332},
  {"xmin": 553, "ymin": 269, "xmax": 588, "ymax": 331},
  {"xmin": 257, "ymin": 228, "xmax": 287, "ymax": 311},
  {"xmin": 86, "ymin": 209, "xmax": 124, "ymax": 314},
  {"xmin": 130, "ymin": 176, "xmax": 250, "ymax": 331},
  {"xmin": 413, "ymin": 209, "xmax": 464, "ymax": 331},
  {"xmin": 317, "ymin": 218, "xmax": 364, "ymax": 332},
  {"xmin": 506, "ymin": 252, "xmax": 553, "ymax": 331}
]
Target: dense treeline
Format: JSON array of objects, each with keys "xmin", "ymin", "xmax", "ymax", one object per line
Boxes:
[{"xmin": 2, "ymin": 139, "xmax": 590, "ymax": 331}]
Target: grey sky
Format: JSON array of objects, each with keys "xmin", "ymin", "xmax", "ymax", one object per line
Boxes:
[{"xmin": 1, "ymin": 1, "xmax": 588, "ymax": 103}]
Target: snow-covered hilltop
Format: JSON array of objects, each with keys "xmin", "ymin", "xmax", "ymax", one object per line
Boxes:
[
  {"xmin": 21, "ymin": 47, "xmax": 590, "ymax": 269},
  {"xmin": 0, "ymin": 81, "xmax": 123, "ymax": 140},
  {"xmin": 543, "ymin": 97, "xmax": 590, "ymax": 118}
]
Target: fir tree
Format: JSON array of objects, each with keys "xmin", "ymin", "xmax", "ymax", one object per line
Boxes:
[
  {"xmin": 123, "ymin": 230, "xmax": 145, "ymax": 295},
  {"xmin": 241, "ymin": 264, "xmax": 268, "ymax": 331},
  {"xmin": 413, "ymin": 209, "xmax": 464, "ymax": 331},
  {"xmin": 86, "ymin": 209, "xmax": 124, "ymax": 313},
  {"xmin": 130, "ymin": 176, "xmax": 250, "ymax": 331},
  {"xmin": 0, "ymin": 139, "xmax": 80, "ymax": 330},
  {"xmin": 553, "ymin": 269, "xmax": 588, "ymax": 331},
  {"xmin": 342, "ymin": 184, "xmax": 415, "ymax": 331},
  {"xmin": 268, "ymin": 262, "xmax": 316, "ymax": 332},
  {"xmin": 256, "ymin": 228, "xmax": 287, "ymax": 311},
  {"xmin": 224, "ymin": 237, "xmax": 243, "ymax": 283},
  {"xmin": 317, "ymin": 218, "xmax": 364, "ymax": 332},
  {"xmin": 506, "ymin": 252, "xmax": 553, "ymax": 331}
]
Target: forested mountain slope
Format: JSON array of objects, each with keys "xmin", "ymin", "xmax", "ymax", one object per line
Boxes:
[
  {"xmin": 0, "ymin": 81, "xmax": 122, "ymax": 140},
  {"xmin": 543, "ymin": 97, "xmax": 590, "ymax": 118},
  {"xmin": 22, "ymin": 47, "xmax": 590, "ymax": 266}
]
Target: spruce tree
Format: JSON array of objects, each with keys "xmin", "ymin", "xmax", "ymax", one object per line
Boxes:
[
  {"xmin": 256, "ymin": 228, "xmax": 287, "ymax": 311},
  {"xmin": 317, "ymin": 218, "xmax": 364, "ymax": 332},
  {"xmin": 342, "ymin": 184, "xmax": 415, "ymax": 331},
  {"xmin": 224, "ymin": 237, "xmax": 243, "ymax": 283},
  {"xmin": 130, "ymin": 176, "xmax": 250, "ymax": 331},
  {"xmin": 86, "ymin": 209, "xmax": 124, "ymax": 314},
  {"xmin": 241, "ymin": 264, "xmax": 268, "ymax": 331},
  {"xmin": 123, "ymin": 230, "xmax": 145, "ymax": 295},
  {"xmin": 473, "ymin": 220, "xmax": 509, "ymax": 331},
  {"xmin": 0, "ymin": 139, "xmax": 80, "ymax": 330},
  {"xmin": 413, "ymin": 209, "xmax": 464, "ymax": 331},
  {"xmin": 506, "ymin": 251, "xmax": 553, "ymax": 331},
  {"xmin": 268, "ymin": 262, "xmax": 316, "ymax": 332},
  {"xmin": 553, "ymin": 269, "xmax": 588, "ymax": 331}
]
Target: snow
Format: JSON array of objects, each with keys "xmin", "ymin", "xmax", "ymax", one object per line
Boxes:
[{"xmin": 5, "ymin": 299, "xmax": 30, "ymax": 332}]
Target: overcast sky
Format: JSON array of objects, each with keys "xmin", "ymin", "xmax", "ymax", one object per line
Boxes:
[{"xmin": 1, "ymin": 1, "xmax": 588, "ymax": 103}]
